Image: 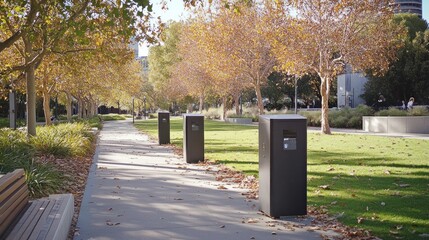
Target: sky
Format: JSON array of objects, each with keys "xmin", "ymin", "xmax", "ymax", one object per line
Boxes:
[
  {"xmin": 139, "ymin": 0, "xmax": 429, "ymax": 57},
  {"xmin": 423, "ymin": 0, "xmax": 429, "ymax": 22},
  {"xmin": 139, "ymin": 1, "xmax": 187, "ymax": 56}
]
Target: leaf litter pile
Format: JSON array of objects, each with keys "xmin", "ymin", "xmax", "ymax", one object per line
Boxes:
[
  {"xmin": 208, "ymin": 162, "xmax": 377, "ymax": 240},
  {"xmin": 35, "ymin": 146, "xmax": 94, "ymax": 239}
]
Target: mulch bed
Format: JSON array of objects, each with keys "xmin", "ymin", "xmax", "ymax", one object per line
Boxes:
[{"xmin": 35, "ymin": 142, "xmax": 95, "ymax": 240}]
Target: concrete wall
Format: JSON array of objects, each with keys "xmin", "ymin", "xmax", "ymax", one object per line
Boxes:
[
  {"xmin": 225, "ymin": 118, "xmax": 253, "ymax": 125},
  {"xmin": 362, "ymin": 116, "xmax": 429, "ymax": 134}
]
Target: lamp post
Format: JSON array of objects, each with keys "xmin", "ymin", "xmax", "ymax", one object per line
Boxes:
[
  {"xmin": 294, "ymin": 75, "xmax": 298, "ymax": 114},
  {"xmin": 132, "ymin": 97, "xmax": 135, "ymax": 123},
  {"xmin": 143, "ymin": 96, "xmax": 146, "ymax": 119}
]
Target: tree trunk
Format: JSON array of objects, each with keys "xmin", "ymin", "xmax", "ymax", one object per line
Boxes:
[
  {"xmin": 234, "ymin": 93, "xmax": 240, "ymax": 115},
  {"xmin": 66, "ymin": 92, "xmax": 72, "ymax": 122},
  {"xmin": 255, "ymin": 81, "xmax": 264, "ymax": 115},
  {"xmin": 82, "ymin": 100, "xmax": 87, "ymax": 119},
  {"xmin": 198, "ymin": 94, "xmax": 204, "ymax": 113},
  {"xmin": 320, "ymin": 76, "xmax": 331, "ymax": 134},
  {"xmin": 92, "ymin": 100, "xmax": 98, "ymax": 116},
  {"xmin": 42, "ymin": 89, "xmax": 52, "ymax": 125},
  {"xmin": 222, "ymin": 97, "xmax": 227, "ymax": 120},
  {"xmin": 187, "ymin": 103, "xmax": 193, "ymax": 113},
  {"xmin": 78, "ymin": 97, "xmax": 83, "ymax": 119},
  {"xmin": 25, "ymin": 40, "xmax": 37, "ymax": 136}
]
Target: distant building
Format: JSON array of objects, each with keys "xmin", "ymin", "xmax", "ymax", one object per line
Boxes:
[
  {"xmin": 137, "ymin": 56, "xmax": 149, "ymax": 72},
  {"xmin": 337, "ymin": 65, "xmax": 368, "ymax": 108},
  {"xmin": 129, "ymin": 38, "xmax": 139, "ymax": 59},
  {"xmin": 393, "ymin": 0, "xmax": 422, "ymax": 18}
]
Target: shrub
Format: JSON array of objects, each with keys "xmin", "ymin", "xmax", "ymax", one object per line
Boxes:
[
  {"xmin": 408, "ymin": 106, "xmax": 429, "ymax": 116},
  {"xmin": 376, "ymin": 107, "xmax": 407, "ymax": 116},
  {"xmin": 300, "ymin": 111, "xmax": 321, "ymax": 126},
  {"xmin": 330, "ymin": 115, "xmax": 349, "ymax": 128},
  {"xmin": 24, "ymin": 161, "xmax": 62, "ymax": 198},
  {"xmin": 355, "ymin": 105, "xmax": 375, "ymax": 116},
  {"xmin": 0, "ymin": 129, "xmax": 61, "ymax": 198},
  {"xmin": 0, "ymin": 129, "xmax": 33, "ymax": 173},
  {"xmin": 100, "ymin": 114, "xmax": 126, "ymax": 121},
  {"xmin": 31, "ymin": 123, "xmax": 92, "ymax": 157},
  {"xmin": 203, "ymin": 108, "xmax": 222, "ymax": 120}
]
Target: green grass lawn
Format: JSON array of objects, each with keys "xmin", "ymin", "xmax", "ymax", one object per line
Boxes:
[{"xmin": 135, "ymin": 118, "xmax": 429, "ymax": 239}]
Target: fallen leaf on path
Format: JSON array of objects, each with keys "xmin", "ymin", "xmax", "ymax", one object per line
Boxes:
[
  {"xmin": 174, "ymin": 198, "xmax": 183, "ymax": 200},
  {"xmin": 246, "ymin": 219, "xmax": 259, "ymax": 224},
  {"xmin": 219, "ymin": 225, "xmax": 225, "ymax": 228},
  {"xmin": 217, "ymin": 185, "xmax": 227, "ymax": 189}
]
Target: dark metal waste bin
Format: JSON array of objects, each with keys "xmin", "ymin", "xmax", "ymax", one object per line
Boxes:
[
  {"xmin": 183, "ymin": 114, "xmax": 204, "ymax": 163},
  {"xmin": 158, "ymin": 112, "xmax": 170, "ymax": 144},
  {"xmin": 259, "ymin": 114, "xmax": 307, "ymax": 218}
]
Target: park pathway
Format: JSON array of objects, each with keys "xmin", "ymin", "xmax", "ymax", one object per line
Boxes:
[{"xmin": 74, "ymin": 119, "xmax": 334, "ymax": 240}]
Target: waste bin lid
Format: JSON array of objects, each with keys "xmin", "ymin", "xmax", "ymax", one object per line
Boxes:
[
  {"xmin": 260, "ymin": 114, "xmax": 306, "ymax": 120},
  {"xmin": 183, "ymin": 114, "xmax": 204, "ymax": 117}
]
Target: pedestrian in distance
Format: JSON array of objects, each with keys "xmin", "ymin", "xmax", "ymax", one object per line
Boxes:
[
  {"xmin": 407, "ymin": 97, "xmax": 414, "ymax": 110},
  {"xmin": 401, "ymin": 100, "xmax": 406, "ymax": 110}
]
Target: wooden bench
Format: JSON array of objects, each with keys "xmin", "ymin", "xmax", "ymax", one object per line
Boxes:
[{"xmin": 0, "ymin": 169, "xmax": 74, "ymax": 240}]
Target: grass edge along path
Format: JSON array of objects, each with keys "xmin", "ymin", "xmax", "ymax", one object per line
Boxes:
[{"xmin": 134, "ymin": 118, "xmax": 429, "ymax": 240}]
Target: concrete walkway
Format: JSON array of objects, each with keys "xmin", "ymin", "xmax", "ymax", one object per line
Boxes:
[{"xmin": 75, "ymin": 120, "xmax": 332, "ymax": 240}]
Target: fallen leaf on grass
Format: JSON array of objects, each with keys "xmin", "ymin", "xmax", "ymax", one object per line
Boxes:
[
  {"xmin": 327, "ymin": 167, "xmax": 335, "ymax": 171},
  {"xmin": 384, "ymin": 170, "xmax": 391, "ymax": 175},
  {"xmin": 357, "ymin": 217, "xmax": 364, "ymax": 224},
  {"xmin": 319, "ymin": 185, "xmax": 330, "ymax": 190},
  {"xmin": 419, "ymin": 233, "xmax": 429, "ymax": 237}
]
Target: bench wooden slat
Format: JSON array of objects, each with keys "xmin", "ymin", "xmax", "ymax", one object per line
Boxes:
[
  {"xmin": 0, "ymin": 169, "xmax": 25, "ymax": 194},
  {"xmin": 0, "ymin": 186, "xmax": 28, "ymax": 235},
  {"xmin": 0, "ymin": 175, "xmax": 27, "ymax": 204},
  {"xmin": 27, "ymin": 200, "xmax": 56, "ymax": 240},
  {"xmin": 5, "ymin": 200, "xmax": 47, "ymax": 240},
  {"xmin": 9, "ymin": 200, "xmax": 54, "ymax": 240},
  {"xmin": 0, "ymin": 169, "xmax": 28, "ymax": 237}
]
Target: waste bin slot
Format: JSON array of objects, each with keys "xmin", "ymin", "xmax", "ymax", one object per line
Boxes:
[
  {"xmin": 283, "ymin": 130, "xmax": 297, "ymax": 150},
  {"xmin": 191, "ymin": 123, "xmax": 199, "ymax": 131}
]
